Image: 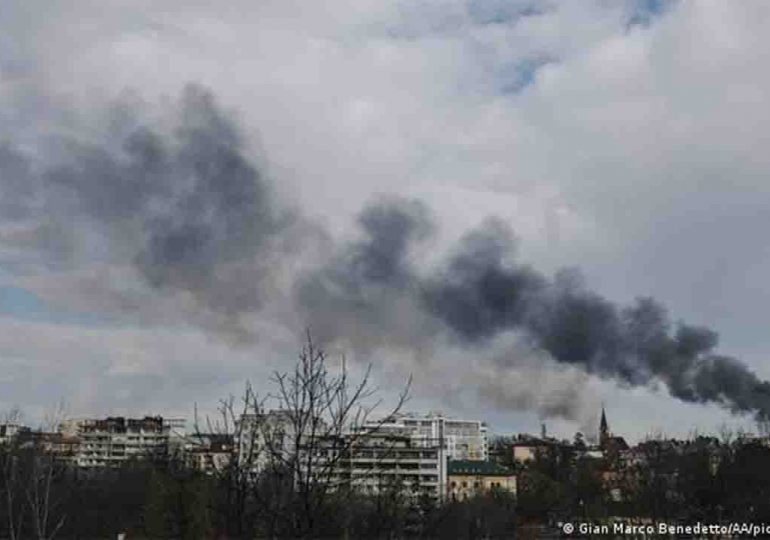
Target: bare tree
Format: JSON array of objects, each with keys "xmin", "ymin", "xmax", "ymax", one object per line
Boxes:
[
  {"xmin": 1, "ymin": 408, "xmax": 25, "ymax": 540},
  {"xmin": 1, "ymin": 406, "xmax": 68, "ymax": 540},
  {"xmin": 192, "ymin": 331, "xmax": 411, "ymax": 538},
  {"xmin": 25, "ymin": 406, "xmax": 68, "ymax": 540},
  {"xmin": 263, "ymin": 331, "xmax": 411, "ymax": 536},
  {"xmin": 185, "ymin": 384, "xmax": 267, "ymax": 536}
]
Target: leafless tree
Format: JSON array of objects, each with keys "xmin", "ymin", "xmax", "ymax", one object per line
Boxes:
[
  {"xmin": 1, "ymin": 408, "xmax": 25, "ymax": 540},
  {"xmin": 25, "ymin": 406, "xmax": 68, "ymax": 540},
  {"xmin": 1, "ymin": 406, "xmax": 68, "ymax": 540},
  {"xmin": 185, "ymin": 384, "xmax": 267, "ymax": 536},
  {"xmin": 192, "ymin": 330, "xmax": 411, "ymax": 537},
  {"xmin": 263, "ymin": 331, "xmax": 411, "ymax": 536}
]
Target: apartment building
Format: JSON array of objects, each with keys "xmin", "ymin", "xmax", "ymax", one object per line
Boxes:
[
  {"xmin": 235, "ymin": 410, "xmax": 449, "ymax": 497},
  {"xmin": 317, "ymin": 428, "xmax": 447, "ymax": 499},
  {"xmin": 237, "ymin": 410, "xmax": 299, "ymax": 472},
  {"xmin": 61, "ymin": 416, "xmax": 171, "ymax": 468},
  {"xmin": 362, "ymin": 412, "xmax": 488, "ymax": 461}
]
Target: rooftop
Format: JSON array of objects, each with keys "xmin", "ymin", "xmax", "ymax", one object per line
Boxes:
[{"xmin": 448, "ymin": 460, "xmax": 514, "ymax": 477}]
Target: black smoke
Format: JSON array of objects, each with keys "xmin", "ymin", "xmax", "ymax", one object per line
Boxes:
[
  {"xmin": 303, "ymin": 200, "xmax": 770, "ymax": 422},
  {"xmin": 431, "ymin": 220, "xmax": 770, "ymax": 421},
  {"xmin": 295, "ymin": 195, "xmax": 435, "ymax": 350},
  {"xmin": 3, "ymin": 85, "xmax": 770, "ymax": 422}
]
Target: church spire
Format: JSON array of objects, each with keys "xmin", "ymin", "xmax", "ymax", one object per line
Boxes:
[{"xmin": 600, "ymin": 404, "xmax": 609, "ymax": 446}]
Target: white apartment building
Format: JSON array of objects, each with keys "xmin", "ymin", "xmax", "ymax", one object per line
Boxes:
[
  {"xmin": 237, "ymin": 410, "xmax": 301, "ymax": 472},
  {"xmin": 319, "ymin": 429, "xmax": 447, "ymax": 499},
  {"xmin": 236, "ymin": 410, "xmax": 450, "ymax": 497},
  {"xmin": 61, "ymin": 416, "xmax": 171, "ymax": 468},
  {"xmin": 233, "ymin": 410, "xmax": 488, "ymax": 498},
  {"xmin": 362, "ymin": 412, "xmax": 488, "ymax": 461}
]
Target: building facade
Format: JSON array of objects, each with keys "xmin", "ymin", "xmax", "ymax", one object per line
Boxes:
[
  {"xmin": 237, "ymin": 410, "xmax": 300, "ymax": 473},
  {"xmin": 61, "ymin": 416, "xmax": 171, "ymax": 468},
  {"xmin": 317, "ymin": 429, "xmax": 447, "ymax": 499},
  {"xmin": 447, "ymin": 460, "xmax": 516, "ymax": 500},
  {"xmin": 185, "ymin": 433, "xmax": 233, "ymax": 474},
  {"xmin": 362, "ymin": 412, "xmax": 488, "ymax": 461}
]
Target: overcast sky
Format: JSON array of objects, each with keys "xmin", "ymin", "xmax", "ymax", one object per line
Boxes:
[{"xmin": 2, "ymin": 0, "xmax": 770, "ymax": 441}]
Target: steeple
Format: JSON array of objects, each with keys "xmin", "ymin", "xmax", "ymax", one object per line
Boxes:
[{"xmin": 599, "ymin": 405, "xmax": 609, "ymax": 447}]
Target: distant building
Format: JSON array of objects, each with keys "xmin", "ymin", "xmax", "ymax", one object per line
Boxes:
[
  {"xmin": 237, "ymin": 410, "xmax": 301, "ymax": 473},
  {"xmin": 0, "ymin": 423, "xmax": 24, "ymax": 445},
  {"xmin": 163, "ymin": 417, "xmax": 188, "ymax": 435},
  {"xmin": 15, "ymin": 430, "xmax": 80, "ymax": 463},
  {"xmin": 599, "ymin": 406, "xmax": 628, "ymax": 455},
  {"xmin": 447, "ymin": 460, "xmax": 516, "ymax": 501},
  {"xmin": 510, "ymin": 435, "xmax": 572, "ymax": 465},
  {"xmin": 185, "ymin": 433, "xmax": 233, "ymax": 474},
  {"xmin": 362, "ymin": 412, "xmax": 488, "ymax": 461},
  {"xmin": 317, "ymin": 429, "xmax": 447, "ymax": 499},
  {"xmin": 61, "ymin": 416, "xmax": 171, "ymax": 468}
]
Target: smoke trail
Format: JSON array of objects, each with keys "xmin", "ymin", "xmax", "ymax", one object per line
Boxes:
[
  {"xmin": 302, "ymin": 200, "xmax": 770, "ymax": 421},
  {"xmin": 2, "ymin": 85, "xmax": 769, "ymax": 422},
  {"xmin": 422, "ymin": 219, "xmax": 770, "ymax": 421},
  {"xmin": 295, "ymin": 195, "xmax": 437, "ymax": 351}
]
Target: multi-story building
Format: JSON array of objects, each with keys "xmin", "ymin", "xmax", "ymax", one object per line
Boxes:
[
  {"xmin": 317, "ymin": 428, "xmax": 447, "ymax": 499},
  {"xmin": 362, "ymin": 412, "xmax": 488, "ymax": 461},
  {"xmin": 237, "ymin": 410, "xmax": 299, "ymax": 472},
  {"xmin": 61, "ymin": 416, "xmax": 171, "ymax": 468},
  {"xmin": 235, "ymin": 410, "xmax": 450, "ymax": 498}
]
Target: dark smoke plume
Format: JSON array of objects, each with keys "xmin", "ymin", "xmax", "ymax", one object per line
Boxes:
[
  {"xmin": 3, "ymin": 85, "xmax": 770, "ymax": 422},
  {"xmin": 304, "ymin": 202, "xmax": 770, "ymax": 422},
  {"xmin": 429, "ymin": 220, "xmax": 770, "ymax": 421},
  {"xmin": 295, "ymin": 195, "xmax": 436, "ymax": 351}
]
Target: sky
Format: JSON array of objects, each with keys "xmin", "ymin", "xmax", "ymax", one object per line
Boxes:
[{"xmin": 1, "ymin": 0, "xmax": 770, "ymax": 442}]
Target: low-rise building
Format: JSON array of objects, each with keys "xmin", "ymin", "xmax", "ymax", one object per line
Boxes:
[
  {"xmin": 447, "ymin": 460, "xmax": 516, "ymax": 500},
  {"xmin": 510, "ymin": 435, "xmax": 572, "ymax": 464},
  {"xmin": 186, "ymin": 433, "xmax": 233, "ymax": 474}
]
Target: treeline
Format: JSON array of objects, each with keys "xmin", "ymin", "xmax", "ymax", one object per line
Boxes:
[
  {"xmin": 11, "ymin": 433, "xmax": 770, "ymax": 539},
  {"xmin": 497, "ymin": 434, "xmax": 770, "ymax": 527},
  {"xmin": 0, "ymin": 449, "xmax": 518, "ymax": 539}
]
